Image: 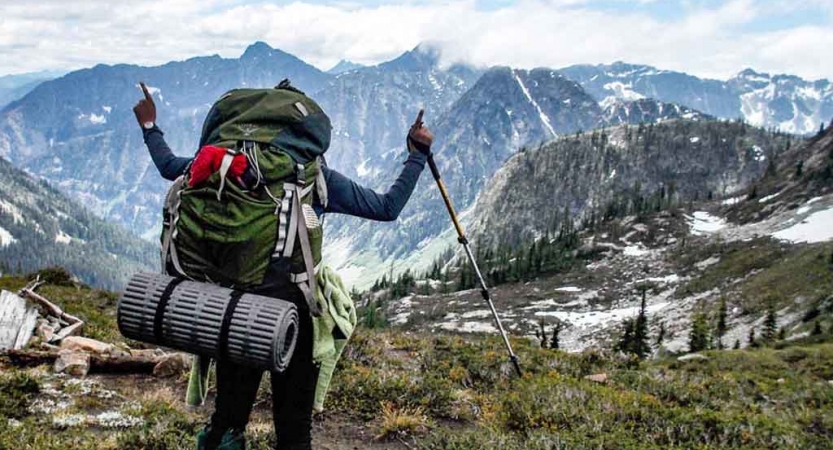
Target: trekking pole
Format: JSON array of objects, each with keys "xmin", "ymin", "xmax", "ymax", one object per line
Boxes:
[{"xmin": 424, "ymin": 152, "xmax": 523, "ymax": 377}]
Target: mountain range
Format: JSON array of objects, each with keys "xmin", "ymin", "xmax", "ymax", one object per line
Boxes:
[
  {"xmin": 0, "ymin": 42, "xmax": 830, "ymax": 288},
  {"xmin": 0, "ymin": 70, "xmax": 64, "ymax": 110},
  {"xmin": 559, "ymin": 62, "xmax": 832, "ymax": 135}
]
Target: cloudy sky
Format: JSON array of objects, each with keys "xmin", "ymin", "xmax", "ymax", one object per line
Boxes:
[{"xmin": 0, "ymin": 0, "xmax": 831, "ymax": 80}]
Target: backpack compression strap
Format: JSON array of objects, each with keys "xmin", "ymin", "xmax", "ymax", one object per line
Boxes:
[{"xmin": 272, "ymin": 163, "xmax": 322, "ymax": 317}]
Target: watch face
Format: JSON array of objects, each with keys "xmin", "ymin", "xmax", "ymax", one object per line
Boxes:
[{"xmin": 143, "ymin": 121, "xmax": 154, "ymax": 129}]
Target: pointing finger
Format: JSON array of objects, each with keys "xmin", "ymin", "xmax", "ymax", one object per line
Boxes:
[
  {"xmin": 139, "ymin": 82, "xmax": 153, "ymax": 102},
  {"xmin": 414, "ymin": 109, "xmax": 424, "ymax": 128}
]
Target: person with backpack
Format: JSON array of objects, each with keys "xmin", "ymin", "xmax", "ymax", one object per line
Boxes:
[{"xmin": 133, "ymin": 80, "xmax": 433, "ymax": 450}]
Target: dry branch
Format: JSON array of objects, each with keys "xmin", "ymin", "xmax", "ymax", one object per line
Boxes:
[{"xmin": 0, "ymin": 349, "xmax": 161, "ymax": 374}]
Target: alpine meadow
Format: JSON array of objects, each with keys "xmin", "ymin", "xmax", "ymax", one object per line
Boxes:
[{"xmin": 1, "ymin": 1, "xmax": 833, "ymax": 449}]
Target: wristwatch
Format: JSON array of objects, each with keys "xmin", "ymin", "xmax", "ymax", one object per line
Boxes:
[{"xmin": 142, "ymin": 121, "xmax": 155, "ymax": 130}]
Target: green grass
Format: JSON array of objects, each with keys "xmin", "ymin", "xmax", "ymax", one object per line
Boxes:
[
  {"xmin": 0, "ymin": 330, "xmax": 831, "ymax": 449},
  {"xmin": 1, "ymin": 270, "xmax": 832, "ymax": 449},
  {"xmin": 676, "ymin": 238, "xmax": 833, "ymax": 316},
  {"xmin": 325, "ymin": 331, "xmax": 833, "ymax": 449}
]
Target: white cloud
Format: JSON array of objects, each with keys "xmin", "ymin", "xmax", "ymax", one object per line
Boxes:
[{"xmin": 0, "ymin": 0, "xmax": 830, "ymax": 81}]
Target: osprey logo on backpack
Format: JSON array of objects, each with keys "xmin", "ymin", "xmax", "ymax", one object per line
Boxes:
[
  {"xmin": 160, "ymin": 79, "xmax": 332, "ymax": 317},
  {"xmin": 238, "ymin": 124, "xmax": 258, "ymax": 137}
]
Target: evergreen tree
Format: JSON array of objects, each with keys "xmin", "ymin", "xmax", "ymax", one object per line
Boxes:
[
  {"xmin": 550, "ymin": 322, "xmax": 562, "ymax": 350},
  {"xmin": 777, "ymin": 327, "xmax": 786, "ymax": 341},
  {"xmin": 715, "ymin": 298, "xmax": 728, "ymax": 350},
  {"xmin": 765, "ymin": 155, "xmax": 777, "ymax": 177},
  {"xmin": 747, "ymin": 327, "xmax": 758, "ymax": 348},
  {"xmin": 795, "ymin": 161, "xmax": 804, "ymax": 178},
  {"xmin": 535, "ymin": 319, "xmax": 549, "ymax": 348},
  {"xmin": 763, "ymin": 305, "xmax": 778, "ymax": 343},
  {"xmin": 747, "ymin": 185, "xmax": 758, "ymax": 200},
  {"xmin": 616, "ymin": 318, "xmax": 636, "ymax": 355},
  {"xmin": 440, "ymin": 271, "xmax": 450, "ymax": 294},
  {"xmin": 819, "ymin": 122, "xmax": 826, "ymax": 137},
  {"xmin": 655, "ymin": 321, "xmax": 666, "ymax": 347},
  {"xmin": 633, "ymin": 287, "xmax": 651, "ymax": 359},
  {"xmin": 811, "ymin": 320, "xmax": 823, "ymax": 336},
  {"xmin": 689, "ymin": 311, "xmax": 710, "ymax": 352},
  {"xmin": 420, "ymin": 280, "xmax": 431, "ymax": 295},
  {"xmin": 733, "ymin": 339, "xmax": 741, "ymax": 350}
]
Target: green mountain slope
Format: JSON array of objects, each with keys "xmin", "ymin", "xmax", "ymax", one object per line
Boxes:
[{"xmin": 0, "ymin": 156, "xmax": 156, "ymax": 289}]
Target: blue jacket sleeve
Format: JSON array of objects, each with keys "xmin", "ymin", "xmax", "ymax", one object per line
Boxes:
[
  {"xmin": 143, "ymin": 126, "xmax": 192, "ymax": 181},
  {"xmin": 323, "ymin": 152, "xmax": 427, "ymax": 222}
]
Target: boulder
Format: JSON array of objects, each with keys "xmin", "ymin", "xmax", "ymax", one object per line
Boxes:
[
  {"xmin": 153, "ymin": 353, "xmax": 192, "ymax": 378},
  {"xmin": 54, "ymin": 349, "xmax": 90, "ymax": 376},
  {"xmin": 584, "ymin": 373, "xmax": 608, "ymax": 384}
]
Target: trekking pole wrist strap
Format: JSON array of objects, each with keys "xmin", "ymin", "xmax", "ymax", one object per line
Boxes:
[{"xmin": 407, "ymin": 135, "xmax": 431, "ymax": 155}]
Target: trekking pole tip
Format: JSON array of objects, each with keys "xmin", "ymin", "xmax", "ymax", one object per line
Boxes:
[{"xmin": 510, "ymin": 354, "xmax": 522, "ymax": 377}]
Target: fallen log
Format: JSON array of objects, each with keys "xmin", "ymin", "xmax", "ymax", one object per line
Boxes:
[{"xmin": 0, "ymin": 349, "xmax": 161, "ymax": 374}]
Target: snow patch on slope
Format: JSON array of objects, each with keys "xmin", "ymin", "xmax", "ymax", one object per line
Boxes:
[
  {"xmin": 534, "ymin": 300, "xmax": 671, "ymax": 328},
  {"xmin": 55, "ymin": 230, "xmax": 72, "ymax": 244},
  {"xmin": 688, "ymin": 211, "xmax": 726, "ymax": 235},
  {"xmin": 512, "ymin": 70, "xmax": 557, "ymax": 138},
  {"xmin": 0, "ymin": 226, "xmax": 16, "ymax": 247},
  {"xmin": 602, "ymin": 81, "xmax": 645, "ymax": 102},
  {"xmin": 772, "ymin": 206, "xmax": 833, "ymax": 243}
]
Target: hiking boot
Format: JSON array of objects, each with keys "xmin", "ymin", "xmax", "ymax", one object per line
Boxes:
[{"xmin": 196, "ymin": 426, "xmax": 245, "ymax": 450}]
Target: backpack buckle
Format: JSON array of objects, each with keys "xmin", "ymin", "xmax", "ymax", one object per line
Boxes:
[{"xmin": 295, "ymin": 163, "xmax": 306, "ymax": 187}]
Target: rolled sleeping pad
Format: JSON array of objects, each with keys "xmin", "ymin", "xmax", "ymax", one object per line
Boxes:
[{"xmin": 117, "ymin": 272, "xmax": 298, "ymax": 373}]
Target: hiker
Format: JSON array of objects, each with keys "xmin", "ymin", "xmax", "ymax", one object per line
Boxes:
[{"xmin": 133, "ymin": 81, "xmax": 433, "ymax": 450}]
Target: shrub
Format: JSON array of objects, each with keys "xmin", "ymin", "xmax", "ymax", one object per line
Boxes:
[
  {"xmin": 375, "ymin": 401, "xmax": 431, "ymax": 440},
  {"xmin": 27, "ymin": 266, "xmax": 76, "ymax": 287},
  {"xmin": 0, "ymin": 372, "xmax": 40, "ymax": 419}
]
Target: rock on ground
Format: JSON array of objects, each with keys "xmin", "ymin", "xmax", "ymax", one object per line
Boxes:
[
  {"xmin": 54, "ymin": 349, "xmax": 91, "ymax": 376},
  {"xmin": 153, "ymin": 352, "xmax": 192, "ymax": 378}
]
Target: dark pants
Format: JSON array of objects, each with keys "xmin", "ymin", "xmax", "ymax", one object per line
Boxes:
[{"xmin": 206, "ymin": 265, "xmax": 318, "ymax": 450}]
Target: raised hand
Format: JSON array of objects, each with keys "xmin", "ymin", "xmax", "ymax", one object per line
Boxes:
[
  {"xmin": 133, "ymin": 82, "xmax": 157, "ymax": 129},
  {"xmin": 407, "ymin": 109, "xmax": 434, "ymax": 155}
]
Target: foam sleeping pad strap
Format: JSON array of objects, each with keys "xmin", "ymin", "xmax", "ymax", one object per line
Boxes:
[
  {"xmin": 218, "ymin": 290, "xmax": 244, "ymax": 361},
  {"xmin": 118, "ymin": 272, "xmax": 299, "ymax": 373},
  {"xmin": 153, "ymin": 277, "xmax": 186, "ymax": 344}
]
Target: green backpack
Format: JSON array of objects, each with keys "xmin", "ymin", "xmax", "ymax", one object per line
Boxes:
[{"xmin": 161, "ymin": 80, "xmax": 331, "ymax": 316}]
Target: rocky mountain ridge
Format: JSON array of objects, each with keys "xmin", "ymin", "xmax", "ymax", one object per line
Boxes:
[
  {"xmin": 468, "ymin": 118, "xmax": 790, "ymax": 248},
  {"xmin": 559, "ymin": 62, "xmax": 832, "ymax": 135}
]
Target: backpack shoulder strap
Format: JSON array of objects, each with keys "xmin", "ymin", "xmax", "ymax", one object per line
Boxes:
[
  {"xmin": 315, "ymin": 156, "xmax": 328, "ymax": 210},
  {"xmin": 161, "ymin": 176, "xmax": 190, "ymax": 278}
]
